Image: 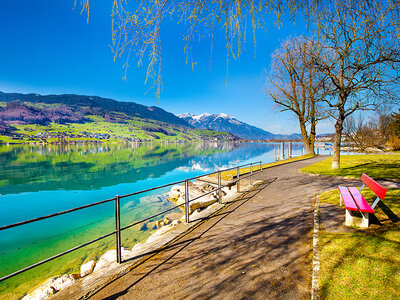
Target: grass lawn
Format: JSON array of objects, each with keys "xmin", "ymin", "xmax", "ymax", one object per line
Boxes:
[
  {"xmin": 211, "ymin": 154, "xmax": 315, "ymax": 180},
  {"xmin": 300, "ymin": 155, "xmax": 400, "ymax": 179},
  {"xmin": 318, "ymin": 188, "xmax": 400, "ymax": 299}
]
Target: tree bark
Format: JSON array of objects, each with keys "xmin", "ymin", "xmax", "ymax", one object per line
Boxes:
[
  {"xmin": 332, "ymin": 116, "xmax": 344, "ymax": 169},
  {"xmin": 299, "ymin": 118, "xmax": 316, "ymax": 155}
]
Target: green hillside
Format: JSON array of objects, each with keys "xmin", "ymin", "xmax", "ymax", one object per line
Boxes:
[{"xmin": 0, "ymin": 101, "xmax": 237, "ymax": 144}]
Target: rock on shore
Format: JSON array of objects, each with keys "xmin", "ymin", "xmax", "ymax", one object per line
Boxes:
[
  {"xmin": 80, "ymin": 260, "xmax": 96, "ymax": 277},
  {"xmin": 168, "ymin": 181, "xmax": 225, "ymax": 214},
  {"xmin": 93, "ymin": 248, "xmax": 133, "ymax": 273},
  {"xmin": 22, "ymin": 274, "xmax": 79, "ymax": 300}
]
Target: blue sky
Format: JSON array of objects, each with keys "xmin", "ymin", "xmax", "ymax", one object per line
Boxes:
[{"xmin": 0, "ymin": 1, "xmax": 335, "ymax": 134}]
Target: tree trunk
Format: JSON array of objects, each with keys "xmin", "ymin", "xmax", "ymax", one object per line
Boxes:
[
  {"xmin": 298, "ymin": 118, "xmax": 316, "ymax": 155},
  {"xmin": 309, "ymin": 100, "xmax": 317, "ymax": 155},
  {"xmin": 332, "ymin": 118, "xmax": 343, "ymax": 169}
]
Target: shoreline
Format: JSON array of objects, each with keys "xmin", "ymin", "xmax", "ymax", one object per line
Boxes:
[{"xmin": 20, "ymin": 179, "xmax": 257, "ymax": 300}]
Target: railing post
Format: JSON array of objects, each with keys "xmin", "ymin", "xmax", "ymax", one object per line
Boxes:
[
  {"xmin": 250, "ymin": 163, "xmax": 253, "ymax": 185},
  {"xmin": 185, "ymin": 179, "xmax": 190, "ymax": 223},
  {"xmin": 236, "ymin": 166, "xmax": 240, "ymax": 193},
  {"xmin": 288, "ymin": 142, "xmax": 292, "ymax": 158},
  {"xmin": 260, "ymin": 161, "xmax": 263, "ymax": 174},
  {"xmin": 218, "ymin": 171, "xmax": 222, "ymax": 204},
  {"xmin": 114, "ymin": 195, "xmax": 122, "ymax": 264}
]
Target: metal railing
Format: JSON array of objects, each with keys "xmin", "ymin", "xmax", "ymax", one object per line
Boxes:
[{"xmin": 0, "ymin": 161, "xmax": 263, "ymax": 283}]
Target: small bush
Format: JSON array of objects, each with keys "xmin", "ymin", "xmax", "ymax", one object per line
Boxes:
[{"xmin": 388, "ymin": 136, "xmax": 400, "ymax": 151}]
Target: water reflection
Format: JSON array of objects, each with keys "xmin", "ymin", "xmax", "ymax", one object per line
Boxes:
[
  {"xmin": 0, "ymin": 142, "xmax": 279, "ymax": 195},
  {"xmin": 0, "ymin": 141, "xmax": 328, "ymax": 298}
]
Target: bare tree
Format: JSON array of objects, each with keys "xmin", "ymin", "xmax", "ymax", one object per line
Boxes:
[
  {"xmin": 344, "ymin": 112, "xmax": 391, "ymax": 152},
  {"xmin": 267, "ymin": 36, "xmax": 329, "ymax": 154},
  {"xmin": 310, "ymin": 0, "xmax": 400, "ymax": 168}
]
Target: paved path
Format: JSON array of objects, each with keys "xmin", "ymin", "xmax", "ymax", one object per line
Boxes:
[{"xmin": 85, "ymin": 156, "xmax": 359, "ymax": 300}]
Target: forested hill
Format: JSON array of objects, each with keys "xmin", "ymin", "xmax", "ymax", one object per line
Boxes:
[{"xmin": 0, "ymin": 91, "xmax": 189, "ymax": 127}]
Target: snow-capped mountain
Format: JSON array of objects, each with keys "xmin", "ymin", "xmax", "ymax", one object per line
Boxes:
[{"xmin": 178, "ymin": 113, "xmax": 300, "ymax": 140}]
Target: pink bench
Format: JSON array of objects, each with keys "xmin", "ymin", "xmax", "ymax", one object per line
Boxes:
[{"xmin": 338, "ymin": 173, "xmax": 387, "ymax": 228}]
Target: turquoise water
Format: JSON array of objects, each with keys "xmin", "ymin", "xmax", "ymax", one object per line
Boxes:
[{"xmin": 0, "ymin": 142, "xmax": 315, "ymax": 298}]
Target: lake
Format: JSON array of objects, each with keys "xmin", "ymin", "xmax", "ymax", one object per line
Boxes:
[{"xmin": 0, "ymin": 141, "xmax": 328, "ymax": 298}]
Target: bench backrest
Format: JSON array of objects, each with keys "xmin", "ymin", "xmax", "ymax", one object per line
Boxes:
[{"xmin": 361, "ymin": 173, "xmax": 387, "ymax": 199}]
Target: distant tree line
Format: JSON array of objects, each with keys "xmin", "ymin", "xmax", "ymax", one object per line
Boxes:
[{"xmin": 344, "ymin": 108, "xmax": 400, "ymax": 151}]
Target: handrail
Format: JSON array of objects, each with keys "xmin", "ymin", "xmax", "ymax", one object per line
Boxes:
[
  {"xmin": 0, "ymin": 197, "xmax": 116, "ymax": 231},
  {"xmin": 0, "ymin": 230, "xmax": 116, "ymax": 282},
  {"xmin": 0, "ymin": 160, "xmax": 263, "ymax": 283}
]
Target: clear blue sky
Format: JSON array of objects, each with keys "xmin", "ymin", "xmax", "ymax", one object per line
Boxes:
[{"xmin": 0, "ymin": 1, "xmax": 334, "ymax": 134}]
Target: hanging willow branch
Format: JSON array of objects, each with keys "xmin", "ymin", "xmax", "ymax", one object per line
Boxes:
[{"xmin": 75, "ymin": 0, "xmax": 400, "ymax": 98}]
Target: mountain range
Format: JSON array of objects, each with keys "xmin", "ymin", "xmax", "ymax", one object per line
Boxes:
[
  {"xmin": 0, "ymin": 91, "xmax": 302, "ymax": 143},
  {"xmin": 0, "ymin": 92, "xmax": 237, "ymax": 143},
  {"xmin": 178, "ymin": 113, "xmax": 302, "ymax": 140},
  {"xmin": 0, "ymin": 91, "xmax": 188, "ymax": 127}
]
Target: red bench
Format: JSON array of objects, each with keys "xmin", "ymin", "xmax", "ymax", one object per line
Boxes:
[{"xmin": 338, "ymin": 173, "xmax": 387, "ymax": 228}]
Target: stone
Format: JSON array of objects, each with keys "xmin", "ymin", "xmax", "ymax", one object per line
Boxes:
[
  {"xmin": 171, "ymin": 219, "xmax": 181, "ymax": 226},
  {"xmin": 80, "ymin": 260, "xmax": 96, "ymax": 277},
  {"xmin": 93, "ymin": 248, "xmax": 133, "ymax": 272},
  {"xmin": 22, "ymin": 285, "xmax": 55, "ymax": 300},
  {"xmin": 22, "ymin": 274, "xmax": 77, "ymax": 300},
  {"xmin": 164, "ymin": 212, "xmax": 182, "ymax": 221},
  {"xmin": 146, "ymin": 221, "xmax": 158, "ymax": 230},
  {"xmin": 189, "ymin": 194, "xmax": 218, "ymax": 213},
  {"xmin": 168, "ymin": 185, "xmax": 181, "ymax": 202},
  {"xmin": 132, "ymin": 242, "xmax": 143, "ymax": 252},
  {"xmin": 156, "ymin": 220, "xmax": 164, "ymax": 228},
  {"xmin": 196, "ymin": 182, "xmax": 216, "ymax": 191},
  {"xmin": 51, "ymin": 274, "xmax": 77, "ymax": 291},
  {"xmin": 163, "ymin": 217, "xmax": 171, "ymax": 225}
]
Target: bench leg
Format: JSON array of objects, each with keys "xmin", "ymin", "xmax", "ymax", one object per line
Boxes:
[{"xmin": 345, "ymin": 210, "xmax": 369, "ymax": 228}]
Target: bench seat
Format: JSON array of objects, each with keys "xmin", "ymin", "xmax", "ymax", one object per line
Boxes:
[
  {"xmin": 338, "ymin": 185, "xmax": 374, "ymax": 228},
  {"xmin": 347, "ymin": 187, "xmax": 374, "ymax": 213},
  {"xmin": 338, "ymin": 186, "xmax": 358, "ymax": 211}
]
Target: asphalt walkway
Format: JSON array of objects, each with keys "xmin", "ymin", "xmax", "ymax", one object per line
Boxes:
[{"xmin": 82, "ymin": 156, "xmax": 358, "ymax": 300}]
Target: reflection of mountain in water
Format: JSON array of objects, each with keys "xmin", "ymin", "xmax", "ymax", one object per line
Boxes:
[
  {"xmin": 0, "ymin": 143, "xmax": 240, "ymax": 195},
  {"xmin": 187, "ymin": 142, "xmax": 276, "ymax": 171},
  {"xmin": 0, "ymin": 142, "xmax": 277, "ymax": 195}
]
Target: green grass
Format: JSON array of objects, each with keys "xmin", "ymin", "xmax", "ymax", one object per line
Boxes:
[
  {"xmin": 300, "ymin": 155, "xmax": 400, "ymax": 179},
  {"xmin": 318, "ymin": 188, "xmax": 400, "ymax": 299}
]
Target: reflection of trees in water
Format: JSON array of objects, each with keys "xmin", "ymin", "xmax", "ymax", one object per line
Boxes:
[
  {"xmin": 188, "ymin": 143, "xmax": 277, "ymax": 171},
  {"xmin": 0, "ymin": 142, "xmax": 241, "ymax": 194}
]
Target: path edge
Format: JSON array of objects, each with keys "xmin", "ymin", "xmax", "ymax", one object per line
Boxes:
[{"xmin": 311, "ymin": 194, "xmax": 320, "ymax": 300}]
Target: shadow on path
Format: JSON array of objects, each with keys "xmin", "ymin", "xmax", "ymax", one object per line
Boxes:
[{"xmin": 92, "ymin": 179, "xmax": 277, "ymax": 300}]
